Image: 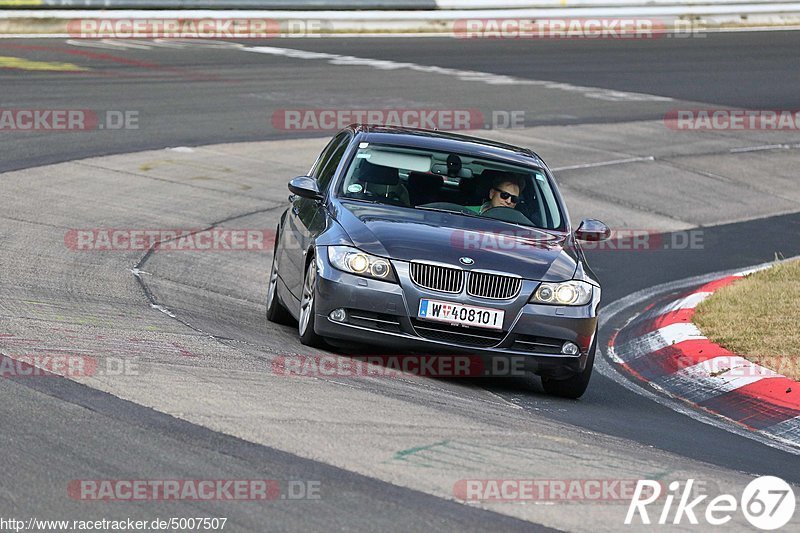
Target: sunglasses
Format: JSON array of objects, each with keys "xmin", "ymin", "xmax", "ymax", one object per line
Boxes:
[{"xmin": 493, "ymin": 187, "xmax": 519, "ymax": 204}]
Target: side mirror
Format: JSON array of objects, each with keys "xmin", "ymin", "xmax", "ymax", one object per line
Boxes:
[
  {"xmin": 288, "ymin": 176, "xmax": 323, "ymax": 201},
  {"xmin": 575, "ymin": 219, "xmax": 611, "ymax": 242}
]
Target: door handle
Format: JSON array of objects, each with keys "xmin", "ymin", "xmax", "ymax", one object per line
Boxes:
[{"xmin": 292, "ymin": 206, "xmax": 300, "ymax": 215}]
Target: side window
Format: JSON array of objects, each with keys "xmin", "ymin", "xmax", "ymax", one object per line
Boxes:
[
  {"xmin": 316, "ymin": 133, "xmax": 351, "ymax": 190},
  {"xmin": 310, "ymin": 132, "xmax": 350, "ymax": 179},
  {"xmin": 309, "ymin": 137, "xmax": 338, "ymax": 178},
  {"xmin": 534, "ymin": 173, "xmax": 563, "ymax": 230}
]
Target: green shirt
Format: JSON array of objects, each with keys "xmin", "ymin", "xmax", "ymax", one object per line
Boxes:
[{"xmin": 464, "ymin": 202, "xmax": 491, "ymax": 214}]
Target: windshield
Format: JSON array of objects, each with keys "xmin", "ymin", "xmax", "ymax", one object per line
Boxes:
[{"xmin": 336, "ymin": 143, "xmax": 565, "ymax": 231}]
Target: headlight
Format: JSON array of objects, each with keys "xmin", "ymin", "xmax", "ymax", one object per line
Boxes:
[
  {"xmin": 530, "ymin": 280, "xmax": 594, "ymax": 306},
  {"xmin": 327, "ymin": 246, "xmax": 397, "ymax": 282}
]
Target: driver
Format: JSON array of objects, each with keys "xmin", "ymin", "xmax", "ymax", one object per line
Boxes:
[{"xmin": 467, "ymin": 174, "xmax": 524, "ymax": 214}]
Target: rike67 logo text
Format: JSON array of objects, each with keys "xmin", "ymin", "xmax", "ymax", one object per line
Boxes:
[{"xmin": 626, "ymin": 477, "xmax": 796, "ymax": 530}]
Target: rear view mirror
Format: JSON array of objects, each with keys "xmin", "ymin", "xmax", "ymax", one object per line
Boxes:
[
  {"xmin": 431, "ymin": 164, "xmax": 473, "ymax": 178},
  {"xmin": 575, "ymin": 219, "xmax": 611, "ymax": 242}
]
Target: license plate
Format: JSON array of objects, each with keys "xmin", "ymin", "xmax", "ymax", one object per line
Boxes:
[{"xmin": 418, "ymin": 299, "xmax": 504, "ymax": 330}]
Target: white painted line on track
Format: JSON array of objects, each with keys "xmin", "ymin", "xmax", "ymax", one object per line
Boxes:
[
  {"xmin": 65, "ymin": 38, "xmax": 176, "ymax": 50},
  {"xmin": 735, "ymin": 263, "xmax": 775, "ymax": 277},
  {"xmin": 730, "ymin": 144, "xmax": 794, "ymax": 153},
  {"xmin": 150, "ymin": 304, "xmax": 177, "ymax": 318},
  {"xmin": 551, "ymin": 156, "xmax": 655, "ymax": 172},
  {"xmin": 242, "ymin": 45, "xmax": 674, "ymax": 102},
  {"xmin": 483, "ymin": 389, "xmax": 525, "ymax": 410}
]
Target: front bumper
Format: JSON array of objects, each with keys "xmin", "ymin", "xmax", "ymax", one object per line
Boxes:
[{"xmin": 313, "ymin": 249, "xmax": 599, "ymax": 376}]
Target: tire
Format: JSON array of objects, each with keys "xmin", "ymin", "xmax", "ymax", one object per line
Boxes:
[
  {"xmin": 298, "ymin": 258, "xmax": 326, "ymax": 348},
  {"xmin": 541, "ymin": 334, "xmax": 597, "ymax": 399},
  {"xmin": 266, "ymin": 253, "xmax": 292, "ymax": 325}
]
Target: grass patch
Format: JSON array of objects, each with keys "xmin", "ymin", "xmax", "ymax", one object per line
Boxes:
[{"xmin": 694, "ymin": 259, "xmax": 800, "ymax": 381}]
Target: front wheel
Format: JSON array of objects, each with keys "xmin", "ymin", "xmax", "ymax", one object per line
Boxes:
[
  {"xmin": 298, "ymin": 259, "xmax": 326, "ymax": 348},
  {"xmin": 541, "ymin": 334, "xmax": 596, "ymax": 399}
]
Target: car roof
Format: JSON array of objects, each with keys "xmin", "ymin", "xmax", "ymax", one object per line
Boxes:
[{"xmin": 349, "ymin": 124, "xmax": 547, "ymax": 169}]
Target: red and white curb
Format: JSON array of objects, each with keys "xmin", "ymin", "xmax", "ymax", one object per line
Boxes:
[{"xmin": 608, "ymin": 265, "xmax": 800, "ymax": 446}]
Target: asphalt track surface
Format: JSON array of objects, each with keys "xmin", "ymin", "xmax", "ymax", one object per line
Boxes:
[
  {"xmin": 2, "ymin": 32, "xmax": 800, "ymax": 531},
  {"xmin": 2, "ymin": 31, "xmax": 800, "ymax": 172}
]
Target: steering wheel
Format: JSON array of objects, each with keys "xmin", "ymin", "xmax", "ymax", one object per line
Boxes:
[
  {"xmin": 362, "ymin": 188, "xmax": 408, "ymax": 207},
  {"xmin": 481, "ymin": 206, "xmax": 534, "ymax": 225}
]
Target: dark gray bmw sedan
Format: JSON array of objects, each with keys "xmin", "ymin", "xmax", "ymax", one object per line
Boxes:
[{"xmin": 267, "ymin": 125, "xmax": 610, "ymax": 398}]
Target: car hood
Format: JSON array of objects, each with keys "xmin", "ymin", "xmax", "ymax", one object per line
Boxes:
[{"xmin": 334, "ymin": 200, "xmax": 579, "ymax": 282}]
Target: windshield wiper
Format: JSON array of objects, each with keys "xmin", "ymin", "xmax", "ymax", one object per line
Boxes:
[
  {"xmin": 415, "ymin": 206, "xmax": 494, "ymax": 222},
  {"xmin": 414, "ymin": 206, "xmax": 468, "ymax": 215},
  {"xmin": 340, "ymin": 196, "xmax": 381, "ymax": 205},
  {"xmin": 416, "ymin": 205, "xmax": 552, "ymax": 232}
]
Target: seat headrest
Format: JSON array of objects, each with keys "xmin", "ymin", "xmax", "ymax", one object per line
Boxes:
[{"xmin": 358, "ymin": 160, "xmax": 399, "ymax": 186}]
